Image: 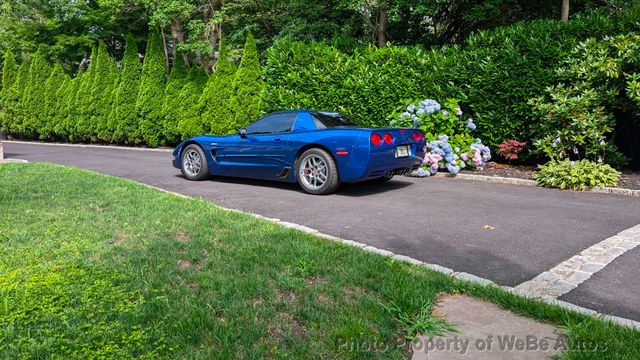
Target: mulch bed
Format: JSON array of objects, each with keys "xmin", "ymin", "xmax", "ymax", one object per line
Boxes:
[{"xmin": 461, "ymin": 162, "xmax": 640, "ymax": 190}]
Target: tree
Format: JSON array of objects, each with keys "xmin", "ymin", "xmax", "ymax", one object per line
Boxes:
[
  {"xmin": 41, "ymin": 63, "xmax": 69, "ymax": 139},
  {"xmin": 22, "ymin": 47, "xmax": 50, "ymax": 138},
  {"xmin": 562, "ymin": 0, "xmax": 570, "ymax": 21},
  {"xmin": 162, "ymin": 52, "xmax": 190, "ymax": 144},
  {"xmin": 200, "ymin": 43, "xmax": 237, "ymax": 134},
  {"xmin": 10, "ymin": 62, "xmax": 29, "ymax": 135},
  {"xmin": 137, "ymin": 30, "xmax": 168, "ymax": 146},
  {"xmin": 112, "ymin": 34, "xmax": 143, "ymax": 144},
  {"xmin": 54, "ymin": 69, "xmax": 83, "ymax": 139},
  {"xmin": 72, "ymin": 47, "xmax": 97, "ymax": 142},
  {"xmin": 0, "ymin": 50, "xmax": 18, "ymax": 134},
  {"xmin": 177, "ymin": 65, "xmax": 209, "ymax": 138},
  {"xmin": 92, "ymin": 42, "xmax": 120, "ymax": 142},
  {"xmin": 231, "ymin": 33, "xmax": 264, "ymax": 130}
]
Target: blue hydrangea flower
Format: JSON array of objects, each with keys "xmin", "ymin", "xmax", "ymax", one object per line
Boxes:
[{"xmin": 467, "ymin": 122, "xmax": 476, "ymax": 131}]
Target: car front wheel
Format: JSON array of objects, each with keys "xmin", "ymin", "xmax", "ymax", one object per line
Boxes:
[
  {"xmin": 295, "ymin": 148, "xmax": 340, "ymax": 195},
  {"xmin": 181, "ymin": 144, "xmax": 210, "ymax": 181}
]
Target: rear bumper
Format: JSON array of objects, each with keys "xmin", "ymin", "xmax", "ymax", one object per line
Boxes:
[{"xmin": 341, "ymin": 144, "xmax": 425, "ymax": 182}]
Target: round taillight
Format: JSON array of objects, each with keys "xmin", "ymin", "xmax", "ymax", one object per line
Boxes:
[
  {"xmin": 371, "ymin": 133, "xmax": 382, "ymax": 146},
  {"xmin": 383, "ymin": 133, "xmax": 393, "ymax": 144},
  {"xmin": 412, "ymin": 132, "xmax": 419, "ymax": 142}
]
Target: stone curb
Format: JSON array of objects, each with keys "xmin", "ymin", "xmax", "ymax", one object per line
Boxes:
[
  {"xmin": 118, "ymin": 176, "xmax": 640, "ymax": 332},
  {"xmin": 433, "ymin": 172, "xmax": 640, "ymax": 197},
  {"xmin": 4, "ymin": 140, "xmax": 173, "ymax": 153},
  {"xmin": 22, "ymin": 164, "xmax": 640, "ymax": 332},
  {"xmin": 0, "ymin": 158, "xmax": 29, "ymax": 164}
]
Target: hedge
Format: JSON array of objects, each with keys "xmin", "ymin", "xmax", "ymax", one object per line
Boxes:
[
  {"xmin": 262, "ymin": 8, "xmax": 640, "ymax": 149},
  {"xmin": 1, "ymin": 9, "xmax": 638, "ymax": 152}
]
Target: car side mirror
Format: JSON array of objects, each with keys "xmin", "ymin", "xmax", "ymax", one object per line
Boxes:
[{"xmin": 238, "ymin": 128, "xmax": 247, "ymax": 138}]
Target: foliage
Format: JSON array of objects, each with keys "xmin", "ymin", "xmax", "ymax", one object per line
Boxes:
[
  {"xmin": 55, "ymin": 70, "xmax": 83, "ymax": 139},
  {"xmin": 391, "ymin": 98, "xmax": 476, "ymax": 144},
  {"xmin": 263, "ymin": 7, "xmax": 640, "ymax": 153},
  {"xmin": 200, "ymin": 43, "xmax": 237, "ymax": 135},
  {"xmin": 112, "ymin": 34, "xmax": 142, "ymax": 144},
  {"xmin": 529, "ymin": 85, "xmax": 625, "ymax": 166},
  {"xmin": 94, "ymin": 43, "xmax": 120, "ymax": 142},
  {"xmin": 137, "ymin": 31, "xmax": 167, "ymax": 147},
  {"xmin": 393, "ymin": 98, "xmax": 491, "ymax": 177},
  {"xmin": 557, "ymin": 34, "xmax": 640, "ymax": 112},
  {"xmin": 41, "ymin": 63, "xmax": 69, "ymax": 139},
  {"xmin": 176, "ymin": 65, "xmax": 209, "ymax": 139},
  {"xmin": 71, "ymin": 48, "xmax": 97, "ymax": 142},
  {"xmin": 21, "ymin": 48, "xmax": 50, "ymax": 138},
  {"xmin": 162, "ymin": 52, "xmax": 190, "ymax": 144},
  {"xmin": 498, "ymin": 140, "xmax": 527, "ymax": 161},
  {"xmin": 533, "ymin": 159, "xmax": 620, "ymax": 190},
  {"xmin": 2, "ymin": 162, "xmax": 639, "ymax": 358},
  {"xmin": 232, "ymin": 33, "xmax": 264, "ymax": 131},
  {"xmin": 0, "ymin": 50, "xmax": 18, "ymax": 134}
]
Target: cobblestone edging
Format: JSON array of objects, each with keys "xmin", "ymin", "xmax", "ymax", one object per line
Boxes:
[
  {"xmin": 9, "ymin": 162, "xmax": 640, "ymax": 331},
  {"xmin": 123, "ymin": 177, "xmax": 640, "ymax": 332},
  {"xmin": 433, "ymin": 172, "xmax": 640, "ymax": 197},
  {"xmin": 515, "ymin": 224, "xmax": 640, "ymax": 299}
]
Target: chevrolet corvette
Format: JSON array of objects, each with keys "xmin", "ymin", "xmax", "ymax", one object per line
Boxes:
[{"xmin": 172, "ymin": 110, "xmax": 426, "ymax": 194}]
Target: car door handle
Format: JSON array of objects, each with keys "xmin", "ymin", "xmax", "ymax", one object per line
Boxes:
[{"xmin": 274, "ymin": 138, "xmax": 282, "ymax": 141}]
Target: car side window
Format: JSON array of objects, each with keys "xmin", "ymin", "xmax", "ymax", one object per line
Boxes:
[{"xmin": 245, "ymin": 113, "xmax": 297, "ymax": 135}]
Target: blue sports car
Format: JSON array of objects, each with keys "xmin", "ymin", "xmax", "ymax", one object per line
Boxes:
[{"xmin": 172, "ymin": 110, "xmax": 426, "ymax": 194}]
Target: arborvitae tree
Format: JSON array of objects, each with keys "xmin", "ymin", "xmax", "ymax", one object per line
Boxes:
[
  {"xmin": 201, "ymin": 43, "xmax": 237, "ymax": 135},
  {"xmin": 41, "ymin": 63, "xmax": 68, "ymax": 139},
  {"xmin": 231, "ymin": 33, "xmax": 264, "ymax": 130},
  {"xmin": 51, "ymin": 76, "xmax": 70, "ymax": 138},
  {"xmin": 83, "ymin": 41, "xmax": 116, "ymax": 141},
  {"xmin": 0, "ymin": 50, "xmax": 18, "ymax": 134},
  {"xmin": 11, "ymin": 62, "xmax": 30, "ymax": 135},
  {"xmin": 112, "ymin": 34, "xmax": 142, "ymax": 144},
  {"xmin": 94, "ymin": 43, "xmax": 120, "ymax": 142},
  {"xmin": 137, "ymin": 30, "xmax": 167, "ymax": 147},
  {"xmin": 177, "ymin": 65, "xmax": 209, "ymax": 139},
  {"xmin": 162, "ymin": 52, "xmax": 190, "ymax": 144},
  {"xmin": 22, "ymin": 48, "xmax": 50, "ymax": 138},
  {"xmin": 72, "ymin": 48, "xmax": 97, "ymax": 142},
  {"xmin": 54, "ymin": 69, "xmax": 83, "ymax": 139}
]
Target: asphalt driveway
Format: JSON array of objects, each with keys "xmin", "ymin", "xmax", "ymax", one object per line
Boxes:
[{"xmin": 5, "ymin": 142, "xmax": 640, "ymax": 320}]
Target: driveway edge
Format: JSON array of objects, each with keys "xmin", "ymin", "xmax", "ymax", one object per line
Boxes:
[
  {"xmin": 433, "ymin": 172, "xmax": 640, "ymax": 197},
  {"xmin": 126, "ymin": 175, "xmax": 640, "ymax": 332},
  {"xmin": 3, "ymin": 140, "xmax": 174, "ymax": 153}
]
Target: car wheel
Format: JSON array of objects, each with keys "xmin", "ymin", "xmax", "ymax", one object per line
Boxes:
[
  {"xmin": 181, "ymin": 144, "xmax": 210, "ymax": 181},
  {"xmin": 295, "ymin": 148, "xmax": 340, "ymax": 195}
]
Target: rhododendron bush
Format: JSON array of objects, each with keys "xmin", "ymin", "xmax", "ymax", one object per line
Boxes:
[{"xmin": 390, "ymin": 98, "xmax": 491, "ymax": 176}]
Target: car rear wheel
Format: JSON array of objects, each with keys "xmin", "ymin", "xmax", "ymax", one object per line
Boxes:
[
  {"xmin": 295, "ymin": 148, "xmax": 340, "ymax": 195},
  {"xmin": 181, "ymin": 144, "xmax": 210, "ymax": 181}
]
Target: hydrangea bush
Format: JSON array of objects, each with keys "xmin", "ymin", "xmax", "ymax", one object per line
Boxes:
[{"xmin": 390, "ymin": 98, "xmax": 491, "ymax": 176}]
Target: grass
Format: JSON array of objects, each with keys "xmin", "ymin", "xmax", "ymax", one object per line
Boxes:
[{"xmin": 0, "ymin": 162, "xmax": 638, "ymax": 359}]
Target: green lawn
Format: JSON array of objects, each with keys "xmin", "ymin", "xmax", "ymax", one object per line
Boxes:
[{"xmin": 0, "ymin": 163, "xmax": 638, "ymax": 359}]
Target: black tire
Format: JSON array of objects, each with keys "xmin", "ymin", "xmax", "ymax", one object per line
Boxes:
[
  {"xmin": 295, "ymin": 148, "xmax": 340, "ymax": 195},
  {"xmin": 181, "ymin": 144, "xmax": 210, "ymax": 181}
]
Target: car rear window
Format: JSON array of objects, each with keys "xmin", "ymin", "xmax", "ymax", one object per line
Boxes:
[{"xmin": 311, "ymin": 112, "xmax": 358, "ymax": 129}]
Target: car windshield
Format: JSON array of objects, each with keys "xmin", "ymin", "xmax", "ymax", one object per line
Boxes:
[{"xmin": 311, "ymin": 111, "xmax": 358, "ymax": 129}]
